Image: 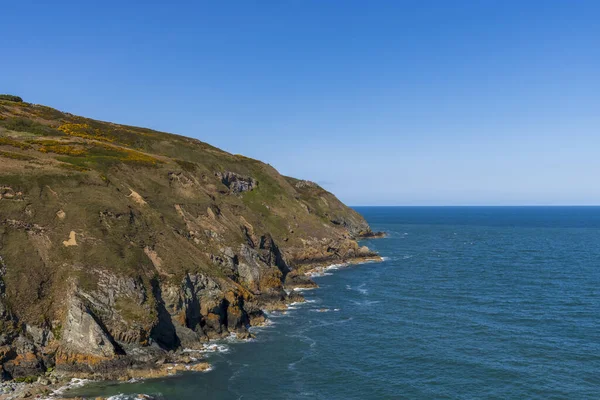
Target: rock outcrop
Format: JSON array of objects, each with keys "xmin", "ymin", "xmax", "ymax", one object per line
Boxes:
[
  {"xmin": 62, "ymin": 296, "xmax": 121, "ymax": 358},
  {"xmin": 0, "ymin": 97, "xmax": 382, "ymax": 381},
  {"xmin": 216, "ymin": 171, "xmax": 257, "ymax": 194}
]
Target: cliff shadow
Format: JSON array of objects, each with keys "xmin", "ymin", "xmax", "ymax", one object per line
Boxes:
[{"xmin": 149, "ymin": 278, "xmax": 180, "ymax": 350}]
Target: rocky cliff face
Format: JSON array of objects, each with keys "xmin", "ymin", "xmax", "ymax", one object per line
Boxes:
[{"xmin": 0, "ymin": 97, "xmax": 380, "ymax": 380}]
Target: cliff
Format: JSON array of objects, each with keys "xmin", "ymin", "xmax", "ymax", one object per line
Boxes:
[{"xmin": 0, "ymin": 97, "xmax": 379, "ymax": 381}]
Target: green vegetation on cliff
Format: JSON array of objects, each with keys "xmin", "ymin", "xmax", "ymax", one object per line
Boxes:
[
  {"xmin": 0, "ymin": 95, "xmax": 23, "ymax": 103},
  {"xmin": 0, "ymin": 96, "xmax": 378, "ymax": 380}
]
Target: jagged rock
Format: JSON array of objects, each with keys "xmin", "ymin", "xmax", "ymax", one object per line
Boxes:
[
  {"xmin": 216, "ymin": 171, "xmax": 257, "ymax": 193},
  {"xmin": 294, "ymin": 180, "xmax": 318, "ymax": 189},
  {"xmin": 62, "ymin": 296, "xmax": 119, "ymax": 358},
  {"xmin": 25, "ymin": 325, "xmax": 53, "ymax": 348},
  {"xmin": 356, "ymin": 230, "xmax": 387, "ymax": 239}
]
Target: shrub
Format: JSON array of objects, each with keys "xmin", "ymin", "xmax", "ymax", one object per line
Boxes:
[
  {"xmin": 14, "ymin": 376, "xmax": 36, "ymax": 383},
  {"xmin": 58, "ymin": 123, "xmax": 114, "ymax": 142},
  {"xmin": 0, "ymin": 94, "xmax": 23, "ymax": 102},
  {"xmin": 0, "ymin": 137, "xmax": 32, "ymax": 150},
  {"xmin": 57, "ymin": 162, "xmax": 90, "ymax": 172},
  {"xmin": 0, "ymin": 150, "xmax": 35, "ymax": 161},
  {"xmin": 175, "ymin": 159, "xmax": 197, "ymax": 172},
  {"xmin": 0, "ymin": 117, "xmax": 62, "ymax": 136},
  {"xmin": 38, "ymin": 143, "xmax": 87, "ymax": 156}
]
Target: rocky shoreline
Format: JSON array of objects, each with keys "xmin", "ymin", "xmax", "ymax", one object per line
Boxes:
[
  {"xmin": 356, "ymin": 231, "xmax": 387, "ymax": 239},
  {"xmin": 0, "ymin": 98, "xmax": 386, "ymax": 399},
  {"xmin": 301, "ymin": 256, "xmax": 384, "ymax": 278},
  {"xmin": 0, "ymin": 252, "xmax": 383, "ymax": 400}
]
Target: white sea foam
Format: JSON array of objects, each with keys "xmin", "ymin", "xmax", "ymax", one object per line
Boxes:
[
  {"xmin": 357, "ymin": 284, "xmax": 368, "ymax": 295},
  {"xmin": 106, "ymin": 395, "xmax": 157, "ymax": 400},
  {"xmin": 49, "ymin": 378, "xmax": 92, "ymax": 397},
  {"xmin": 293, "ymin": 287, "xmax": 316, "ymax": 292},
  {"xmin": 261, "ymin": 317, "xmax": 277, "ymax": 324},
  {"xmin": 249, "ymin": 319, "xmax": 276, "ymax": 333},
  {"xmin": 184, "ymin": 343, "xmax": 230, "ymax": 353},
  {"xmin": 225, "ymin": 332, "xmax": 255, "ymax": 343},
  {"xmin": 350, "ymin": 299, "xmax": 381, "ymax": 306},
  {"xmin": 305, "ymin": 262, "xmax": 350, "ymax": 278},
  {"xmin": 108, "ymin": 393, "xmax": 158, "ymax": 400},
  {"xmin": 264, "ymin": 310, "xmax": 286, "ymax": 318},
  {"xmin": 307, "ymin": 271, "xmax": 333, "ymax": 277}
]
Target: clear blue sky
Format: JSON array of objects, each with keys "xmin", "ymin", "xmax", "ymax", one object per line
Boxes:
[{"xmin": 3, "ymin": 1, "xmax": 599, "ymax": 205}]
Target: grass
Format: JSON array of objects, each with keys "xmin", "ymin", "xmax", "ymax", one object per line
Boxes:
[
  {"xmin": 0, "ymin": 136, "xmax": 32, "ymax": 150},
  {"xmin": 175, "ymin": 159, "xmax": 197, "ymax": 172},
  {"xmin": 40, "ymin": 141, "xmax": 162, "ymax": 169},
  {"xmin": 38, "ymin": 142, "xmax": 88, "ymax": 156},
  {"xmin": 14, "ymin": 376, "xmax": 37, "ymax": 383},
  {"xmin": 58, "ymin": 123, "xmax": 114, "ymax": 142},
  {"xmin": 115, "ymin": 296, "xmax": 157, "ymax": 326},
  {"xmin": 57, "ymin": 120, "xmax": 165, "ymax": 151},
  {"xmin": 57, "ymin": 162, "xmax": 90, "ymax": 172},
  {"xmin": 0, "ymin": 150, "xmax": 35, "ymax": 161},
  {"xmin": 0, "ymin": 117, "xmax": 62, "ymax": 136},
  {"xmin": 29, "ymin": 104, "xmax": 67, "ymax": 121},
  {"xmin": 55, "ymin": 155, "xmax": 99, "ymax": 170}
]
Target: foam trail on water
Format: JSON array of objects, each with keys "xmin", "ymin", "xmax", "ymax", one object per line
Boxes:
[
  {"xmin": 357, "ymin": 283, "xmax": 368, "ymax": 295},
  {"xmin": 183, "ymin": 343, "xmax": 230, "ymax": 353},
  {"xmin": 47, "ymin": 378, "xmax": 92, "ymax": 398},
  {"xmin": 293, "ymin": 287, "xmax": 317, "ymax": 292}
]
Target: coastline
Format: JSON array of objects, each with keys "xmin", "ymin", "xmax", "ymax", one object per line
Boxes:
[
  {"xmin": 300, "ymin": 256, "xmax": 384, "ymax": 279},
  {"xmin": 0, "ymin": 253, "xmax": 384, "ymax": 400}
]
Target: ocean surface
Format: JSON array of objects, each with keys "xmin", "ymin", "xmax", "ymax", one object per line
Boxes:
[{"xmin": 68, "ymin": 207, "xmax": 600, "ymax": 399}]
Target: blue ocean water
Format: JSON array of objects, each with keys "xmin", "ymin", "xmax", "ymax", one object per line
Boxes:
[{"xmin": 70, "ymin": 207, "xmax": 600, "ymax": 399}]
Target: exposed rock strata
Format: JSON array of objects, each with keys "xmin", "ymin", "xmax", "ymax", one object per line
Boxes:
[{"xmin": 0, "ymin": 98, "xmax": 383, "ymax": 381}]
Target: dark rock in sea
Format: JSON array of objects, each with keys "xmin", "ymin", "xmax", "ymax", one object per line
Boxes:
[{"xmin": 356, "ymin": 230, "xmax": 387, "ymax": 239}]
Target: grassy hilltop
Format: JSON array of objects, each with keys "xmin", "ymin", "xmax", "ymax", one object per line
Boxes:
[{"xmin": 0, "ymin": 95, "xmax": 378, "ymax": 381}]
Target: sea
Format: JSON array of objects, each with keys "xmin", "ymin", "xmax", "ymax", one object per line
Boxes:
[{"xmin": 67, "ymin": 206, "xmax": 600, "ymax": 399}]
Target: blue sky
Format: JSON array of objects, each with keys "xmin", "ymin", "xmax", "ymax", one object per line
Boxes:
[{"xmin": 2, "ymin": 1, "xmax": 599, "ymax": 205}]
